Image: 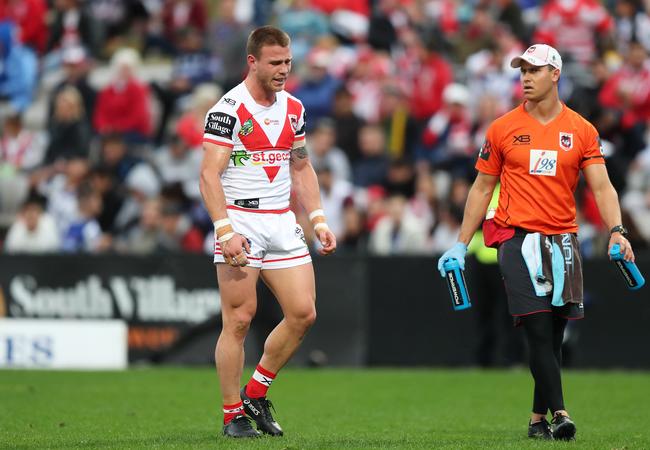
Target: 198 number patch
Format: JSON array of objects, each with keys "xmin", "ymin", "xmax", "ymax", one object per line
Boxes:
[{"xmin": 529, "ymin": 149, "xmax": 557, "ymax": 176}]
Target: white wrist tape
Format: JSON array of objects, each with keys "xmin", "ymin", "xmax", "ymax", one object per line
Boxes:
[
  {"xmin": 314, "ymin": 223, "xmax": 330, "ymax": 233},
  {"xmin": 308, "ymin": 209, "xmax": 325, "ymax": 221},
  {"xmin": 213, "ymin": 218, "xmax": 231, "ymax": 229},
  {"xmin": 218, "ymin": 232, "xmax": 235, "ymax": 243}
]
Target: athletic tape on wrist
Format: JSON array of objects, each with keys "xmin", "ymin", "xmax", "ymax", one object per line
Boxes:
[
  {"xmin": 314, "ymin": 222, "xmax": 330, "ymax": 233},
  {"xmin": 218, "ymin": 232, "xmax": 235, "ymax": 244},
  {"xmin": 308, "ymin": 209, "xmax": 325, "ymax": 221},
  {"xmin": 213, "ymin": 218, "xmax": 231, "ymax": 229}
]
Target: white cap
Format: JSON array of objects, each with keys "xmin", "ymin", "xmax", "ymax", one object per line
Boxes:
[
  {"xmin": 510, "ymin": 44, "xmax": 562, "ymax": 71},
  {"xmin": 442, "ymin": 83, "xmax": 470, "ymax": 106}
]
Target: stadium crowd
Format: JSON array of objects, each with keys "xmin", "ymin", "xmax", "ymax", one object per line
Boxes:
[{"xmin": 1, "ymin": 0, "xmax": 650, "ymax": 257}]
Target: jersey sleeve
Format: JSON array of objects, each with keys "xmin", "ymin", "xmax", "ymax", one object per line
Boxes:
[
  {"xmin": 203, "ymin": 100, "xmax": 240, "ymax": 149},
  {"xmin": 579, "ymin": 121, "xmax": 605, "ymax": 169},
  {"xmin": 294, "ymin": 105, "xmax": 306, "ymax": 144},
  {"xmin": 475, "ymin": 123, "xmax": 503, "ymax": 176}
]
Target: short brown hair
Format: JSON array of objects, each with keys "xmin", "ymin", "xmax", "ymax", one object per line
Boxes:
[{"xmin": 246, "ymin": 26, "xmax": 290, "ymax": 59}]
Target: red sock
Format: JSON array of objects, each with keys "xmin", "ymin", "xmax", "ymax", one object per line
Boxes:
[
  {"xmin": 245, "ymin": 364, "xmax": 276, "ymax": 398},
  {"xmin": 223, "ymin": 401, "xmax": 243, "ymax": 424}
]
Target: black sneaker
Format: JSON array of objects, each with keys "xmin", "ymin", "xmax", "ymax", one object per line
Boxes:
[
  {"xmin": 528, "ymin": 418, "xmax": 553, "ymax": 439},
  {"xmin": 551, "ymin": 414, "xmax": 576, "ymax": 441},
  {"xmin": 223, "ymin": 415, "xmax": 261, "ymax": 438},
  {"xmin": 240, "ymin": 387, "xmax": 284, "ymax": 436}
]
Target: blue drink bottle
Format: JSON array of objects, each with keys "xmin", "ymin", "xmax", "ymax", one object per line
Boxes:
[
  {"xmin": 443, "ymin": 259, "xmax": 472, "ymax": 310},
  {"xmin": 610, "ymin": 243, "xmax": 645, "ymax": 290}
]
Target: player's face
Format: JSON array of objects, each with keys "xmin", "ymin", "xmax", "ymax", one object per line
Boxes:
[
  {"xmin": 519, "ymin": 62, "xmax": 559, "ymax": 102},
  {"xmin": 251, "ymin": 45, "xmax": 292, "ymax": 93}
]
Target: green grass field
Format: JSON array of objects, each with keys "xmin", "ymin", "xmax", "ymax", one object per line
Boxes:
[{"xmin": 1, "ymin": 368, "xmax": 649, "ymax": 449}]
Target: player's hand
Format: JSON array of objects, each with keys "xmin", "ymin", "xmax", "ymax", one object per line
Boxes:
[
  {"xmin": 437, "ymin": 242, "xmax": 468, "ymax": 277},
  {"xmin": 608, "ymin": 233, "xmax": 635, "ymax": 262},
  {"xmin": 316, "ymin": 228, "xmax": 336, "ymax": 256},
  {"xmin": 222, "ymin": 233, "xmax": 251, "ymax": 267}
]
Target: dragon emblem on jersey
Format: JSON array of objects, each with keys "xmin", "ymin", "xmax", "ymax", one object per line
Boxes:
[
  {"xmin": 239, "ymin": 119, "xmax": 254, "ymax": 136},
  {"xmin": 288, "ymin": 114, "xmax": 298, "ymax": 132},
  {"xmin": 559, "ymin": 132, "xmax": 573, "ymax": 151},
  {"xmin": 230, "ymin": 150, "xmax": 250, "ymax": 166}
]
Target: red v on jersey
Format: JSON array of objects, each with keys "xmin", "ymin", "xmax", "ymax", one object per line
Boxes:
[{"xmin": 263, "ymin": 166, "xmax": 281, "ymax": 183}]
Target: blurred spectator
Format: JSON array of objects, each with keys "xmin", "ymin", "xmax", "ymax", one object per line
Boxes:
[
  {"xmin": 48, "ymin": 46, "xmax": 96, "ymax": 125},
  {"xmin": 397, "ymin": 28, "xmax": 453, "ymax": 124},
  {"xmin": 599, "ymin": 41, "xmax": 650, "ymax": 159},
  {"xmin": 453, "ymin": 5, "xmax": 499, "ymax": 63},
  {"xmin": 407, "ymin": 170, "xmax": 437, "ymax": 231},
  {"xmin": 93, "ymin": 48, "xmax": 153, "ymax": 142},
  {"xmin": 533, "ymin": 0, "xmax": 614, "ymax": 66},
  {"xmin": 495, "ymin": 0, "xmax": 528, "ymax": 43},
  {"xmin": 308, "ymin": 118, "xmax": 351, "ymax": 182},
  {"xmin": 337, "ymin": 198, "xmax": 367, "ymax": 254},
  {"xmin": 292, "ymin": 49, "xmax": 341, "ymax": 130},
  {"xmin": 38, "ymin": 157, "xmax": 90, "ymax": 240},
  {"xmin": 622, "ymin": 147, "xmax": 650, "ymax": 243},
  {"xmin": 368, "ymin": 193, "xmax": 428, "ymax": 255},
  {"xmin": 3, "ymin": 193, "xmax": 60, "ymax": 253},
  {"xmin": 352, "ymin": 124, "xmax": 390, "ymax": 187},
  {"xmin": 0, "ymin": 0, "xmax": 48, "ymax": 54},
  {"xmin": 153, "ymin": 135, "xmax": 202, "ymax": 200},
  {"xmin": 114, "ymin": 162, "xmax": 161, "ymax": 233},
  {"xmin": 383, "ymin": 158, "xmax": 416, "ymax": 198},
  {"xmin": 61, "ymin": 183, "xmax": 108, "ymax": 252},
  {"xmin": 156, "ymin": 200, "xmax": 203, "ymax": 252},
  {"xmin": 278, "ymin": 0, "xmax": 329, "ymax": 61},
  {"xmin": 315, "ymin": 163, "xmax": 353, "ymax": 239},
  {"xmin": 45, "ymin": 86, "xmax": 92, "ymax": 163},
  {"xmin": 161, "ymin": 0, "xmax": 207, "ymax": 52},
  {"xmin": 114, "ymin": 197, "xmax": 162, "ymax": 254},
  {"xmin": 428, "ymin": 202, "xmax": 462, "ymax": 254},
  {"xmin": 377, "ymin": 82, "xmax": 419, "ymax": 160},
  {"xmin": 209, "ymin": 0, "xmax": 252, "ymax": 91},
  {"xmin": 1, "ymin": 113, "xmax": 46, "ymax": 172},
  {"xmin": 151, "ymin": 26, "xmax": 217, "ymax": 144},
  {"xmin": 418, "ymin": 83, "xmax": 474, "ymax": 177},
  {"xmin": 47, "ymin": 0, "xmax": 101, "ymax": 59},
  {"xmin": 88, "ymin": 165, "xmax": 124, "ymax": 235},
  {"xmin": 331, "ymin": 86, "xmax": 365, "ymax": 163},
  {"xmin": 367, "ymin": 0, "xmax": 405, "ymax": 52},
  {"xmin": 346, "ymin": 49, "xmax": 391, "ymax": 122},
  {"xmin": 614, "ymin": 0, "xmax": 650, "ymax": 55},
  {"xmin": 0, "ymin": 21, "xmax": 38, "ymax": 113},
  {"xmin": 98, "ymin": 133, "xmax": 140, "ymax": 183},
  {"xmin": 175, "ymin": 83, "xmax": 222, "ymax": 149},
  {"xmin": 88, "ymin": 0, "xmax": 149, "ymax": 54}
]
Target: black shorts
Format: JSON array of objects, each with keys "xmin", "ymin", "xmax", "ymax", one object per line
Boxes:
[{"xmin": 498, "ymin": 232, "xmax": 584, "ymax": 325}]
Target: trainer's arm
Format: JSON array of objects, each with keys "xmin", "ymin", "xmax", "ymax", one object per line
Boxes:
[
  {"xmin": 290, "ymin": 144, "xmax": 336, "ymax": 254},
  {"xmin": 583, "ymin": 163, "xmax": 634, "ymax": 261},
  {"xmin": 457, "ymin": 172, "xmax": 499, "ymax": 246}
]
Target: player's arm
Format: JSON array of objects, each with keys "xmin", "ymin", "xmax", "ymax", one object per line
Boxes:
[
  {"xmin": 289, "ymin": 143, "xmax": 336, "ymax": 255},
  {"xmin": 457, "ymin": 172, "xmax": 499, "ymax": 246},
  {"xmin": 200, "ymin": 142, "xmax": 250, "ymax": 266},
  {"xmin": 583, "ymin": 163, "xmax": 634, "ymax": 262}
]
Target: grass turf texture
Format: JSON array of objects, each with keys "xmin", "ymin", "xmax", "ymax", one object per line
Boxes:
[{"xmin": 1, "ymin": 368, "xmax": 649, "ymax": 449}]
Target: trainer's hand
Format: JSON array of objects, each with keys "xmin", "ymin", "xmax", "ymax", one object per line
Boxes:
[
  {"xmin": 437, "ymin": 242, "xmax": 468, "ymax": 277},
  {"xmin": 316, "ymin": 228, "xmax": 337, "ymax": 255},
  {"xmin": 222, "ymin": 233, "xmax": 251, "ymax": 267},
  {"xmin": 608, "ymin": 233, "xmax": 635, "ymax": 262}
]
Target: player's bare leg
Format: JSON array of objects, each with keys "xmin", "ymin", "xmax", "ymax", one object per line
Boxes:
[
  {"xmin": 240, "ymin": 263, "xmax": 316, "ymax": 436},
  {"xmin": 215, "ymin": 264, "xmax": 261, "ymax": 438}
]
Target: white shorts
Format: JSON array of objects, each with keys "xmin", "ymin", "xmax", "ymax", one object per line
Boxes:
[{"xmin": 213, "ymin": 207, "xmax": 312, "ymax": 270}]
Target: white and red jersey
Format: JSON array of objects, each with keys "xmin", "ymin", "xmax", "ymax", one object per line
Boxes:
[{"xmin": 203, "ymin": 82, "xmax": 306, "ymax": 211}]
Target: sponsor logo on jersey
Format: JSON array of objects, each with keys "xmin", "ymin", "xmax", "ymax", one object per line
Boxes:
[
  {"xmin": 234, "ymin": 198, "xmax": 260, "ymax": 208},
  {"xmin": 230, "ymin": 150, "xmax": 250, "ymax": 166},
  {"xmin": 206, "ymin": 112, "xmax": 236, "ymax": 138},
  {"xmin": 221, "ymin": 97, "xmax": 236, "ymax": 106},
  {"xmin": 250, "ymin": 151, "xmax": 291, "ymax": 165},
  {"xmin": 559, "ymin": 132, "xmax": 573, "ymax": 151},
  {"xmin": 264, "ymin": 118, "xmax": 280, "ymax": 126},
  {"xmin": 479, "ymin": 140, "xmax": 491, "ymax": 160},
  {"xmin": 513, "ymin": 134, "xmax": 530, "ymax": 145},
  {"xmin": 239, "ymin": 119, "xmax": 254, "ymax": 136},
  {"xmin": 529, "ymin": 149, "xmax": 557, "ymax": 176}
]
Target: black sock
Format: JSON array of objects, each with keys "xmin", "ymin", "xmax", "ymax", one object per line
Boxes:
[{"xmin": 522, "ymin": 313, "xmax": 566, "ymax": 415}]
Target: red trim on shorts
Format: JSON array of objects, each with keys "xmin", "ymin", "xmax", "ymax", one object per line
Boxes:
[
  {"xmin": 203, "ymin": 137, "xmax": 233, "ymax": 148},
  {"xmin": 246, "ymin": 148, "xmax": 291, "ymax": 153},
  {"xmin": 214, "ymin": 251, "xmax": 262, "ymax": 260},
  {"xmin": 226, "ymin": 205, "xmax": 291, "ymax": 214},
  {"xmin": 512, "ymin": 309, "xmax": 552, "ymax": 317},
  {"xmin": 263, "ymin": 253, "xmax": 310, "ymax": 263}
]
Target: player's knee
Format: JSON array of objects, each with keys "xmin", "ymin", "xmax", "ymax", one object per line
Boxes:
[
  {"xmin": 224, "ymin": 310, "xmax": 255, "ymax": 338},
  {"xmin": 289, "ymin": 306, "xmax": 317, "ymax": 331}
]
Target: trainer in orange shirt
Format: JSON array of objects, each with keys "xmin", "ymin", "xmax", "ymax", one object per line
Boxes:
[{"xmin": 437, "ymin": 44, "xmax": 635, "ymax": 441}]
